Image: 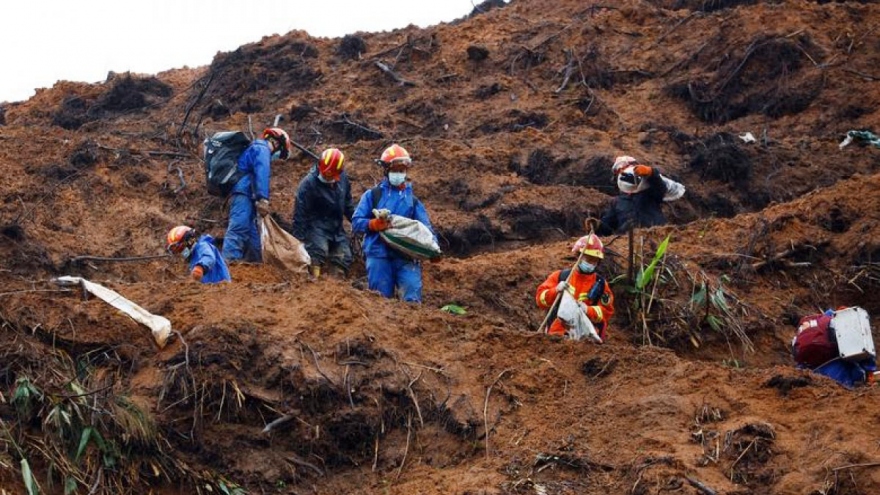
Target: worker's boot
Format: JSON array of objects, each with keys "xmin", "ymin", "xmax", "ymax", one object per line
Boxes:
[
  {"xmin": 309, "ymin": 264, "xmax": 321, "ymax": 278},
  {"xmin": 327, "ymin": 263, "xmax": 347, "ymax": 279}
]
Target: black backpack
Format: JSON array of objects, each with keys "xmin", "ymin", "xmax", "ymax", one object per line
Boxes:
[{"xmin": 203, "ymin": 131, "xmax": 251, "ymax": 197}]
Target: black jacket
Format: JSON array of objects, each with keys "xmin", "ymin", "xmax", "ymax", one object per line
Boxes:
[
  {"xmin": 291, "ymin": 166, "xmax": 355, "ymax": 242},
  {"xmin": 597, "ymin": 168, "xmax": 669, "ymax": 235}
]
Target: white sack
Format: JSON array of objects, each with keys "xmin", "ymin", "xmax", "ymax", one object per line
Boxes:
[
  {"xmin": 556, "ymin": 291, "xmax": 602, "ymax": 343},
  {"xmin": 53, "ymin": 276, "xmax": 172, "ymax": 348}
]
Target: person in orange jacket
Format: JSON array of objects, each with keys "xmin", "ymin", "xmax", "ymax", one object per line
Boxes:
[{"xmin": 536, "ymin": 234, "xmax": 614, "ymax": 341}]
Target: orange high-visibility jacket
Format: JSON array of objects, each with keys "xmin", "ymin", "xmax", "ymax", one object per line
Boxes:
[{"xmin": 536, "ymin": 269, "xmax": 615, "ymax": 340}]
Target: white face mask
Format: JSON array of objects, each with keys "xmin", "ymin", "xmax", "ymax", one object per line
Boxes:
[
  {"xmin": 271, "ymin": 150, "xmax": 281, "ymax": 162},
  {"xmin": 388, "ymin": 172, "xmax": 406, "ymax": 187},
  {"xmin": 181, "ymin": 246, "xmax": 192, "ymax": 260},
  {"xmin": 577, "ymin": 261, "xmax": 596, "ymax": 274}
]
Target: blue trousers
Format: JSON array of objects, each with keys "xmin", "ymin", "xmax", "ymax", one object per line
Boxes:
[
  {"xmin": 222, "ymin": 193, "xmax": 261, "ymax": 262},
  {"xmin": 366, "ymin": 256, "xmax": 422, "ymax": 302}
]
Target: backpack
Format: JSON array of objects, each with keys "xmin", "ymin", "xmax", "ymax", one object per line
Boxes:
[
  {"xmin": 203, "ymin": 131, "xmax": 251, "ymax": 197},
  {"xmin": 792, "ymin": 313, "xmax": 838, "ymax": 368}
]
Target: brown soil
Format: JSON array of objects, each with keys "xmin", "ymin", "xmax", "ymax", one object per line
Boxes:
[{"xmin": 3, "ymin": 0, "xmax": 880, "ymax": 494}]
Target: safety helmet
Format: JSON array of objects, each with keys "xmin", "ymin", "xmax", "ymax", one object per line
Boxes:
[
  {"xmin": 572, "ymin": 234, "xmax": 604, "ymax": 259},
  {"xmin": 263, "ymin": 127, "xmax": 291, "ymax": 159},
  {"xmin": 166, "ymin": 225, "xmax": 196, "ymax": 254},
  {"xmin": 318, "ymin": 148, "xmax": 345, "ymax": 181},
  {"xmin": 612, "ymin": 155, "xmax": 639, "ymax": 174},
  {"xmin": 379, "ymin": 144, "xmax": 412, "ymax": 168}
]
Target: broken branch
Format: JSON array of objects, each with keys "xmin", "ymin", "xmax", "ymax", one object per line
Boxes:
[{"xmin": 374, "ymin": 61, "xmax": 416, "ymax": 86}]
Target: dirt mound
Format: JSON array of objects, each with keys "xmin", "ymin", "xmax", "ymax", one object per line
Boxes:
[{"xmin": 3, "ymin": 0, "xmax": 880, "ymax": 493}]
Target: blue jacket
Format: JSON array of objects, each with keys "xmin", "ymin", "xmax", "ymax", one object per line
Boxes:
[
  {"xmin": 352, "ymin": 180, "xmax": 435, "ymax": 259},
  {"xmin": 189, "ymin": 235, "xmax": 231, "ymax": 283},
  {"xmin": 291, "ymin": 166, "xmax": 355, "ymax": 242},
  {"xmin": 230, "ymin": 139, "xmax": 271, "ymax": 200}
]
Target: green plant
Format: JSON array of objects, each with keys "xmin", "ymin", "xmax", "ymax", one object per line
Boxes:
[
  {"xmin": 688, "ymin": 273, "xmax": 754, "ymax": 354},
  {"xmin": 12, "ymin": 377, "xmax": 43, "ymax": 420},
  {"xmin": 612, "ymin": 234, "xmax": 673, "ymax": 346}
]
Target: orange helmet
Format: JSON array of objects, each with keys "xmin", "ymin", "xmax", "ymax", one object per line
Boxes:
[
  {"xmin": 318, "ymin": 148, "xmax": 345, "ymax": 181},
  {"xmin": 166, "ymin": 225, "xmax": 196, "ymax": 255},
  {"xmin": 263, "ymin": 127, "xmax": 291, "ymax": 159},
  {"xmin": 379, "ymin": 144, "xmax": 412, "ymax": 168},
  {"xmin": 572, "ymin": 234, "xmax": 604, "ymax": 259}
]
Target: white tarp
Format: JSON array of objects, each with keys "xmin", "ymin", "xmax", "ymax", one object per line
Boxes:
[{"xmin": 53, "ymin": 276, "xmax": 172, "ymax": 348}]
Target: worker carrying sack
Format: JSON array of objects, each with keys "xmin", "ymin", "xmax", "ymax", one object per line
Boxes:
[
  {"xmin": 373, "ymin": 208, "xmax": 441, "ymax": 261},
  {"xmin": 203, "ymin": 131, "xmax": 250, "ymax": 197}
]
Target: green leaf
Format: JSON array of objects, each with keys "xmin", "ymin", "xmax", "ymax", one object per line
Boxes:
[
  {"xmin": 706, "ymin": 315, "xmax": 723, "ymax": 332},
  {"xmin": 76, "ymin": 427, "xmax": 93, "ymax": 461},
  {"xmin": 64, "ymin": 476, "xmax": 78, "ymax": 495},
  {"xmin": 636, "ymin": 235, "xmax": 671, "ymax": 291},
  {"xmin": 690, "ymin": 282, "xmax": 707, "ymax": 307},
  {"xmin": 21, "ymin": 458, "xmax": 39, "ymax": 495},
  {"xmin": 440, "ymin": 304, "xmax": 467, "ymax": 315}
]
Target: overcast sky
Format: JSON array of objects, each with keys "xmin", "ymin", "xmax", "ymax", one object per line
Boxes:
[{"xmin": 0, "ymin": 0, "xmax": 483, "ymax": 103}]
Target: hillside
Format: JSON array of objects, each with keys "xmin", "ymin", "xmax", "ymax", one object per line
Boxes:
[{"xmin": 2, "ymin": 0, "xmax": 880, "ymax": 493}]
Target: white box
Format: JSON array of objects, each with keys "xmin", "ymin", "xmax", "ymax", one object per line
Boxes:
[{"xmin": 831, "ymin": 307, "xmax": 875, "ymax": 361}]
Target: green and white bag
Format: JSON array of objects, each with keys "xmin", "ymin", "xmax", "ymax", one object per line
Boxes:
[{"xmin": 375, "ymin": 209, "xmax": 441, "ymax": 261}]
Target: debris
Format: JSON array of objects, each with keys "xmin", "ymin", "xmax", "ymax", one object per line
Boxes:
[
  {"xmin": 440, "ymin": 304, "xmax": 467, "ymax": 315},
  {"xmin": 51, "ymin": 276, "xmax": 172, "ymax": 348},
  {"xmin": 739, "ymin": 132, "xmax": 756, "ymax": 143},
  {"xmin": 839, "ymin": 130, "xmax": 880, "ymax": 150},
  {"xmin": 374, "ymin": 61, "xmax": 416, "ymax": 87}
]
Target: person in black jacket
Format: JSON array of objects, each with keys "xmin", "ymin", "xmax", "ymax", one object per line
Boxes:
[
  {"xmin": 596, "ymin": 156, "xmax": 685, "ymax": 235},
  {"xmin": 291, "ymin": 148, "xmax": 355, "ymax": 278}
]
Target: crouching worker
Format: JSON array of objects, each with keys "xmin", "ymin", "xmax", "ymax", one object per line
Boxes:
[
  {"xmin": 536, "ymin": 234, "xmax": 614, "ymax": 342},
  {"xmin": 792, "ymin": 306, "xmax": 877, "ymax": 388},
  {"xmin": 352, "ymin": 144, "xmax": 436, "ymax": 302},
  {"xmin": 166, "ymin": 226, "xmax": 231, "ymax": 283},
  {"xmin": 291, "ymin": 148, "xmax": 355, "ymax": 278}
]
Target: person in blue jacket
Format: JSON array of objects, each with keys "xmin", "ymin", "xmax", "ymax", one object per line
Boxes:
[
  {"xmin": 352, "ymin": 144, "xmax": 436, "ymax": 302},
  {"xmin": 166, "ymin": 225, "xmax": 230, "ymax": 283},
  {"xmin": 221, "ymin": 127, "xmax": 290, "ymax": 262},
  {"xmin": 292, "ymin": 147, "xmax": 355, "ymax": 278}
]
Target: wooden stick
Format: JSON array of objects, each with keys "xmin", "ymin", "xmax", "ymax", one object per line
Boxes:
[
  {"xmin": 685, "ymin": 475, "xmax": 717, "ymax": 495},
  {"xmin": 832, "ymin": 461, "xmax": 880, "ymax": 471},
  {"xmin": 483, "ymin": 369, "xmax": 511, "ymax": 460},
  {"xmin": 537, "ymin": 250, "xmax": 585, "ymax": 334},
  {"xmin": 374, "ymin": 61, "xmax": 416, "ymax": 86}
]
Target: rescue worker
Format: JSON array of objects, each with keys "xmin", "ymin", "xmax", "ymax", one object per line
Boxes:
[
  {"xmin": 351, "ymin": 144, "xmax": 436, "ymax": 302},
  {"xmin": 291, "ymin": 147, "xmax": 355, "ymax": 278},
  {"xmin": 596, "ymin": 155, "xmax": 685, "ymax": 235},
  {"xmin": 166, "ymin": 225, "xmax": 231, "ymax": 283},
  {"xmin": 221, "ymin": 127, "xmax": 291, "ymax": 262},
  {"xmin": 536, "ymin": 234, "xmax": 614, "ymax": 341}
]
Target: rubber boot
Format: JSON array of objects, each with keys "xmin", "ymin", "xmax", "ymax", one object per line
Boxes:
[
  {"xmin": 309, "ymin": 265, "xmax": 321, "ymax": 278},
  {"xmin": 327, "ymin": 264, "xmax": 347, "ymax": 279}
]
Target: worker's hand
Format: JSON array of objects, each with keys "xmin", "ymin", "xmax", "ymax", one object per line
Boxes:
[
  {"xmin": 368, "ymin": 217, "xmax": 391, "ymax": 232},
  {"xmin": 555, "ymin": 281, "xmax": 569, "ymax": 294},
  {"xmin": 191, "ymin": 265, "xmax": 204, "ymax": 282},
  {"xmin": 633, "ymin": 165, "xmax": 653, "ymax": 177},
  {"xmin": 255, "ymin": 199, "xmax": 271, "ymax": 217}
]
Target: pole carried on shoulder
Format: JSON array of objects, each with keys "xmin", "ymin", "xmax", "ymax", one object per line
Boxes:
[{"xmin": 537, "ymin": 218, "xmax": 598, "ymax": 334}]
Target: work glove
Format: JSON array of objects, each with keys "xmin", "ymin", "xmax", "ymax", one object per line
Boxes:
[
  {"xmin": 372, "ymin": 208, "xmax": 391, "ymax": 220},
  {"xmin": 255, "ymin": 199, "xmax": 271, "ymax": 217},
  {"xmin": 633, "ymin": 165, "xmax": 653, "ymax": 177},
  {"xmin": 368, "ymin": 217, "xmax": 391, "ymax": 232},
  {"xmin": 555, "ymin": 281, "xmax": 569, "ymax": 294},
  {"xmin": 191, "ymin": 265, "xmax": 204, "ymax": 282}
]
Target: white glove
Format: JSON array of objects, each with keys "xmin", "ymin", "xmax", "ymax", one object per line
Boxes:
[
  {"xmin": 372, "ymin": 208, "xmax": 391, "ymax": 220},
  {"xmin": 555, "ymin": 281, "xmax": 569, "ymax": 293}
]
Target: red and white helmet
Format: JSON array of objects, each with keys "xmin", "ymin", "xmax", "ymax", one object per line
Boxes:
[
  {"xmin": 263, "ymin": 127, "xmax": 291, "ymax": 159},
  {"xmin": 572, "ymin": 234, "xmax": 604, "ymax": 259},
  {"xmin": 166, "ymin": 225, "xmax": 195, "ymax": 254},
  {"xmin": 612, "ymin": 155, "xmax": 639, "ymax": 174},
  {"xmin": 379, "ymin": 144, "xmax": 412, "ymax": 168},
  {"xmin": 318, "ymin": 148, "xmax": 345, "ymax": 181}
]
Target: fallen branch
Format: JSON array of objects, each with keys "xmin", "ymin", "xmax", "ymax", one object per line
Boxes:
[
  {"xmin": 685, "ymin": 475, "xmax": 717, "ymax": 495},
  {"xmin": 285, "ymin": 454, "xmax": 324, "ymax": 477},
  {"xmin": 844, "ymin": 69, "xmax": 880, "ymax": 81},
  {"xmin": 832, "ymin": 461, "xmax": 880, "ymax": 472},
  {"xmin": 262, "ymin": 414, "xmax": 295, "ymax": 434},
  {"xmin": 483, "ymin": 368, "xmax": 512, "ymax": 460},
  {"xmin": 751, "ymin": 242, "xmax": 828, "ymax": 270},
  {"xmin": 332, "ymin": 114, "xmax": 384, "ymax": 139},
  {"xmin": 555, "ymin": 49, "xmax": 576, "ymax": 94},
  {"xmin": 69, "ymin": 254, "xmax": 171, "ymax": 264},
  {"xmin": 374, "ymin": 61, "xmax": 416, "ymax": 86}
]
